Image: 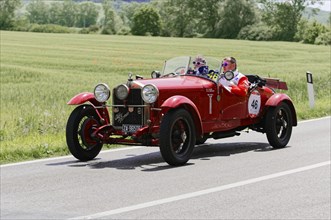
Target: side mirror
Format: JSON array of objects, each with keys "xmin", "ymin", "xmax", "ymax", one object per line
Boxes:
[
  {"xmin": 151, "ymin": 70, "xmax": 161, "ymax": 78},
  {"xmin": 224, "ymin": 71, "xmax": 234, "ymax": 81}
]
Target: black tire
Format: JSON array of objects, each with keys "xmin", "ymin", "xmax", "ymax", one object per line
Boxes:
[
  {"xmin": 66, "ymin": 105, "xmax": 103, "ymax": 161},
  {"xmin": 159, "ymin": 109, "xmax": 196, "ymax": 166},
  {"xmin": 265, "ymin": 103, "xmax": 293, "ymax": 148}
]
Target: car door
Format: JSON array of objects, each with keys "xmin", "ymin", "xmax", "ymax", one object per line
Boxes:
[{"xmin": 219, "ymin": 86, "xmax": 248, "ymax": 120}]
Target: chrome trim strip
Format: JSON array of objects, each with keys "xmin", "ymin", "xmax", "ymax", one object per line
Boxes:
[{"xmin": 208, "ymin": 94, "xmax": 213, "ymax": 114}]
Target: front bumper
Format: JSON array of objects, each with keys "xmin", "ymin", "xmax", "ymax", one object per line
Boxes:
[{"xmin": 91, "ymin": 123, "xmax": 160, "ymax": 146}]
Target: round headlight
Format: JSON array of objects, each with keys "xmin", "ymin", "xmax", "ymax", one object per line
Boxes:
[
  {"xmin": 224, "ymin": 71, "xmax": 234, "ymax": 81},
  {"xmin": 141, "ymin": 84, "xmax": 159, "ymax": 104},
  {"xmin": 94, "ymin": 83, "xmax": 110, "ymax": 103},
  {"xmin": 115, "ymin": 84, "xmax": 129, "ymax": 100}
]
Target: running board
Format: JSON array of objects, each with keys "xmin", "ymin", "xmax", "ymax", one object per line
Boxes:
[{"xmin": 211, "ymin": 131, "xmax": 240, "ymax": 140}]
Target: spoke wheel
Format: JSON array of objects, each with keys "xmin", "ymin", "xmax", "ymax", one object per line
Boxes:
[
  {"xmin": 160, "ymin": 109, "xmax": 196, "ymax": 166},
  {"xmin": 79, "ymin": 117, "xmax": 99, "ymax": 150},
  {"xmin": 265, "ymin": 103, "xmax": 293, "ymax": 148},
  {"xmin": 66, "ymin": 105, "xmax": 103, "ymax": 161}
]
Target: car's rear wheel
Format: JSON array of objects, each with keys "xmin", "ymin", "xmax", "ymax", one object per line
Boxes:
[
  {"xmin": 159, "ymin": 109, "xmax": 196, "ymax": 166},
  {"xmin": 66, "ymin": 105, "xmax": 103, "ymax": 161},
  {"xmin": 265, "ymin": 102, "xmax": 293, "ymax": 148}
]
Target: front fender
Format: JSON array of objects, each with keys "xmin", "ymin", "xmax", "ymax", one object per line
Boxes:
[
  {"xmin": 265, "ymin": 93, "xmax": 297, "ymax": 126},
  {"xmin": 161, "ymin": 95, "xmax": 204, "ymax": 136},
  {"xmin": 67, "ymin": 92, "xmax": 110, "ymax": 123},
  {"xmin": 67, "ymin": 92, "xmax": 101, "ymax": 106}
]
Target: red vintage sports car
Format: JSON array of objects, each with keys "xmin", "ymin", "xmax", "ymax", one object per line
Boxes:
[{"xmin": 66, "ymin": 56, "xmax": 297, "ymax": 166}]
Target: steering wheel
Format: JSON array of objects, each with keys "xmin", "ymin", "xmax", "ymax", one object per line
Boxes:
[{"xmin": 173, "ymin": 66, "xmax": 186, "ymax": 75}]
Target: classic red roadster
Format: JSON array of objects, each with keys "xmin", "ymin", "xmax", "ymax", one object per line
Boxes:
[{"xmin": 66, "ymin": 56, "xmax": 297, "ymax": 166}]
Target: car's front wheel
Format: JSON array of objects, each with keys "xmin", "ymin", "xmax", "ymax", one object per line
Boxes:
[
  {"xmin": 265, "ymin": 102, "xmax": 293, "ymax": 148},
  {"xmin": 66, "ymin": 105, "xmax": 103, "ymax": 161},
  {"xmin": 159, "ymin": 109, "xmax": 196, "ymax": 166}
]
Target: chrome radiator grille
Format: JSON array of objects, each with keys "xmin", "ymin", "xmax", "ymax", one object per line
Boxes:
[{"xmin": 112, "ymin": 88, "xmax": 144, "ymax": 129}]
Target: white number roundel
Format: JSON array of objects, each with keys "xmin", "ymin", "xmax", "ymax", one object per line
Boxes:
[{"xmin": 248, "ymin": 90, "xmax": 261, "ymax": 118}]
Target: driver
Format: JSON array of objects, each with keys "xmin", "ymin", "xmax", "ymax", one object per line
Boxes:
[{"xmin": 220, "ymin": 57, "xmax": 249, "ymax": 97}]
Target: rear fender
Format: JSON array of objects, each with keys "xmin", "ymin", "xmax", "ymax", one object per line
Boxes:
[
  {"xmin": 265, "ymin": 93, "xmax": 297, "ymax": 126},
  {"xmin": 68, "ymin": 92, "xmax": 110, "ymax": 124},
  {"xmin": 161, "ymin": 95, "xmax": 203, "ymax": 136}
]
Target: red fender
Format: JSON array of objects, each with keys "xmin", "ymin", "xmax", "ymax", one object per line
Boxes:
[
  {"xmin": 67, "ymin": 92, "xmax": 110, "ymax": 124},
  {"xmin": 67, "ymin": 92, "xmax": 101, "ymax": 106},
  {"xmin": 161, "ymin": 95, "xmax": 204, "ymax": 136},
  {"xmin": 265, "ymin": 93, "xmax": 297, "ymax": 126}
]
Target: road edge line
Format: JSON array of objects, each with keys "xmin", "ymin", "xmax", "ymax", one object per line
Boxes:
[{"xmin": 0, "ymin": 146, "xmax": 143, "ymax": 168}]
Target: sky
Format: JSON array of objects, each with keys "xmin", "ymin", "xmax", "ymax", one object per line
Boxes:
[{"xmin": 310, "ymin": 0, "xmax": 331, "ymax": 11}]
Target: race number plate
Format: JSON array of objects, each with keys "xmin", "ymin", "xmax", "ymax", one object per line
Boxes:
[
  {"xmin": 248, "ymin": 90, "xmax": 261, "ymax": 118},
  {"xmin": 122, "ymin": 124, "xmax": 141, "ymax": 134}
]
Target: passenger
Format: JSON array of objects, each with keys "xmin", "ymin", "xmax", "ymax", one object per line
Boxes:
[
  {"xmin": 220, "ymin": 57, "xmax": 249, "ymax": 97},
  {"xmin": 187, "ymin": 55, "xmax": 209, "ymax": 78}
]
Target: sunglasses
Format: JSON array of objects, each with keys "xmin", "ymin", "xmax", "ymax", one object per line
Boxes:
[
  {"xmin": 222, "ymin": 62, "xmax": 229, "ymax": 67},
  {"xmin": 193, "ymin": 61, "xmax": 205, "ymax": 65}
]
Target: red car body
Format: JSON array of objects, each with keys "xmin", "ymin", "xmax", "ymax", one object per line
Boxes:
[{"xmin": 66, "ymin": 56, "xmax": 297, "ymax": 166}]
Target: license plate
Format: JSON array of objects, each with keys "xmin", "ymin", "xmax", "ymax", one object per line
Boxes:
[{"xmin": 122, "ymin": 124, "xmax": 141, "ymax": 134}]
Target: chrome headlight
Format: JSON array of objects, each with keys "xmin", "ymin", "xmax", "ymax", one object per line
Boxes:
[
  {"xmin": 141, "ymin": 84, "xmax": 159, "ymax": 104},
  {"xmin": 115, "ymin": 84, "xmax": 129, "ymax": 100},
  {"xmin": 94, "ymin": 83, "xmax": 110, "ymax": 103}
]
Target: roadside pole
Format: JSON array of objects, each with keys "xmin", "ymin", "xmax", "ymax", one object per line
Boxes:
[{"xmin": 306, "ymin": 71, "xmax": 315, "ymax": 108}]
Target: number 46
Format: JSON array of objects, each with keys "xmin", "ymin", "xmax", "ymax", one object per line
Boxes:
[{"xmin": 251, "ymin": 100, "xmax": 259, "ymax": 109}]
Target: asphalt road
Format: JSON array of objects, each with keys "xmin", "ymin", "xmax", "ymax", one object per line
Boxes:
[{"xmin": 1, "ymin": 117, "xmax": 330, "ymax": 219}]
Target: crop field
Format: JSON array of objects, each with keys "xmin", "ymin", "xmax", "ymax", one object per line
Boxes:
[{"xmin": 0, "ymin": 31, "xmax": 330, "ymax": 164}]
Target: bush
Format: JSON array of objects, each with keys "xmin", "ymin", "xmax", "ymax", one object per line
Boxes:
[
  {"xmin": 101, "ymin": 27, "xmax": 114, "ymax": 35},
  {"xmin": 79, "ymin": 28, "xmax": 90, "ymax": 34},
  {"xmin": 10, "ymin": 19, "xmax": 30, "ymax": 32},
  {"xmin": 88, "ymin": 25, "xmax": 99, "ymax": 33},
  {"xmin": 294, "ymin": 19, "xmax": 308, "ymax": 42},
  {"xmin": 117, "ymin": 26, "xmax": 131, "ymax": 35},
  {"xmin": 237, "ymin": 23, "xmax": 274, "ymax": 41},
  {"xmin": 302, "ymin": 21, "xmax": 327, "ymax": 44},
  {"xmin": 28, "ymin": 24, "xmax": 72, "ymax": 33},
  {"xmin": 315, "ymin": 31, "xmax": 331, "ymax": 45}
]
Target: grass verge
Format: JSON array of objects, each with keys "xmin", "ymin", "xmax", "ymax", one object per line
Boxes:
[{"xmin": 1, "ymin": 31, "xmax": 330, "ymax": 164}]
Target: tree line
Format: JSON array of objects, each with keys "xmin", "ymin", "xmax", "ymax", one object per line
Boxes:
[{"xmin": 1, "ymin": 0, "xmax": 330, "ymax": 45}]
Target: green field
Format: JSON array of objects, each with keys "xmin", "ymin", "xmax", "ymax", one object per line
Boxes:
[{"xmin": 0, "ymin": 31, "xmax": 330, "ymax": 164}]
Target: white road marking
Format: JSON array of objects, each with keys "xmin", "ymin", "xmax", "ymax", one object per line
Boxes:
[
  {"xmin": 0, "ymin": 146, "xmax": 143, "ymax": 168},
  {"xmin": 70, "ymin": 161, "xmax": 330, "ymax": 219},
  {"xmin": 298, "ymin": 116, "xmax": 330, "ymax": 124}
]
